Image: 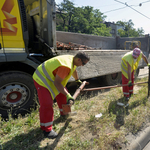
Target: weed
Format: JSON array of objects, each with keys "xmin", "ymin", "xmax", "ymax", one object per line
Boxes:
[
  {"xmin": 89, "ymin": 115, "xmax": 95, "ymax": 122},
  {"xmin": 1, "ymin": 77, "xmax": 150, "ymax": 149},
  {"xmin": 0, "ymin": 142, "xmax": 3, "ymax": 150},
  {"xmin": 57, "ymin": 134, "xmax": 91, "ymax": 150}
]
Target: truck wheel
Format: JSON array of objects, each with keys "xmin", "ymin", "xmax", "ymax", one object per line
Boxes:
[
  {"xmin": 0, "ymin": 71, "xmax": 36, "ymax": 118},
  {"xmin": 105, "ymin": 72, "xmax": 122, "ymax": 86}
]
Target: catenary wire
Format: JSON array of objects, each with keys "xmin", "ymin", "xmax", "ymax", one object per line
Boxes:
[
  {"xmin": 103, "ymin": 6, "xmax": 127, "ymax": 13},
  {"xmin": 114, "ymin": 0, "xmax": 150, "ymax": 20},
  {"xmin": 140, "ymin": 0, "xmax": 150, "ymax": 4}
]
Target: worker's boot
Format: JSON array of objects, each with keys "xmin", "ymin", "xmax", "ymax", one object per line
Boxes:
[
  {"xmin": 124, "ymin": 97, "xmax": 129, "ymax": 107},
  {"xmin": 129, "ymin": 93, "xmax": 133, "ymax": 98},
  {"xmin": 61, "ymin": 114, "xmax": 69, "ymax": 119},
  {"xmin": 59, "ymin": 114, "xmax": 69, "ymax": 121},
  {"xmin": 125, "ymin": 97, "xmax": 130, "ymax": 102},
  {"xmin": 117, "ymin": 97, "xmax": 129, "ymax": 107},
  {"xmin": 43, "ymin": 130, "xmax": 58, "ymax": 139}
]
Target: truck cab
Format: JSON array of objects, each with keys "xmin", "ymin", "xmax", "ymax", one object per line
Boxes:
[{"xmin": 0, "ymin": 0, "xmax": 57, "ymax": 118}]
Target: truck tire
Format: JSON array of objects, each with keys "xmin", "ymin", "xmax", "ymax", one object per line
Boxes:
[
  {"xmin": 104, "ymin": 72, "xmax": 122, "ymax": 86},
  {"xmin": 0, "ymin": 71, "xmax": 36, "ymax": 118}
]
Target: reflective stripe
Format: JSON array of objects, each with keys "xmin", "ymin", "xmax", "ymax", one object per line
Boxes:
[
  {"xmin": 129, "ymin": 90, "xmax": 133, "ymax": 92},
  {"xmin": 123, "ymin": 92, "xmax": 129, "ymax": 95},
  {"xmin": 40, "ymin": 121, "xmax": 53, "ymax": 127},
  {"xmin": 42, "ymin": 62, "xmax": 53, "ymax": 82},
  {"xmin": 121, "ymin": 61, "xmax": 128, "ymax": 74},
  {"xmin": 42, "ymin": 62, "xmax": 59, "ymax": 94},
  {"xmin": 121, "ymin": 65, "xmax": 128, "ymax": 74},
  {"xmin": 122, "ymin": 61, "xmax": 127, "ymax": 69},
  {"xmin": 35, "ymin": 69, "xmax": 56, "ymax": 98},
  {"xmin": 59, "ymin": 109, "xmax": 63, "ymax": 112}
]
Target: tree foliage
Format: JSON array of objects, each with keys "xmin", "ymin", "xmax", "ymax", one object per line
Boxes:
[
  {"xmin": 116, "ymin": 20, "xmax": 144, "ymax": 37},
  {"xmin": 56, "ymin": 0, "xmax": 145, "ymax": 37},
  {"xmin": 56, "ymin": 0, "xmax": 111, "ymax": 36}
]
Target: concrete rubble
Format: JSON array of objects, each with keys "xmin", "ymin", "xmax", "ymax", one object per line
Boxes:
[{"xmin": 56, "ymin": 41, "xmax": 100, "ymax": 50}]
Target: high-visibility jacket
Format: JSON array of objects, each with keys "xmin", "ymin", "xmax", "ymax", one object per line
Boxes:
[
  {"xmin": 121, "ymin": 51, "xmax": 142, "ymax": 79},
  {"xmin": 33, "ymin": 55, "xmax": 76, "ymax": 100}
]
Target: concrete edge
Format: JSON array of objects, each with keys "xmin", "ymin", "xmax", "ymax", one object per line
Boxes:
[{"xmin": 126, "ymin": 126, "xmax": 150, "ymax": 150}]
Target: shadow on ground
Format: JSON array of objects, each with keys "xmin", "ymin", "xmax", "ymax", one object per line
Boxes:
[
  {"xmin": 108, "ymin": 95, "xmax": 148, "ymax": 129},
  {"xmin": 1, "ymin": 118, "xmax": 72, "ymax": 150},
  {"xmin": 108, "ymin": 97, "xmax": 129, "ymax": 129}
]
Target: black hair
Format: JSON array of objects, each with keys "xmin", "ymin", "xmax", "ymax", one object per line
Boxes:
[{"xmin": 74, "ymin": 52, "xmax": 90, "ymax": 62}]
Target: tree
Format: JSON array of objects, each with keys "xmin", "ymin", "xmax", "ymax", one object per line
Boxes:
[
  {"xmin": 56, "ymin": 0, "xmax": 75, "ymax": 31},
  {"xmin": 116, "ymin": 20, "xmax": 144, "ymax": 37},
  {"xmin": 56, "ymin": 0, "xmax": 111, "ymax": 36}
]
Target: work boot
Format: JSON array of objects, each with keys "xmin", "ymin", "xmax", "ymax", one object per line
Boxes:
[
  {"xmin": 117, "ymin": 102, "xmax": 125, "ymax": 107},
  {"xmin": 117, "ymin": 102, "xmax": 129, "ymax": 107},
  {"xmin": 61, "ymin": 114, "xmax": 69, "ymax": 118},
  {"xmin": 125, "ymin": 97, "xmax": 130, "ymax": 102},
  {"xmin": 59, "ymin": 114, "xmax": 69, "ymax": 121},
  {"xmin": 43, "ymin": 130, "xmax": 58, "ymax": 139},
  {"xmin": 117, "ymin": 97, "xmax": 129, "ymax": 107}
]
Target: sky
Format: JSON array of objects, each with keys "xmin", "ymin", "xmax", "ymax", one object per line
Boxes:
[{"xmin": 55, "ymin": 0, "xmax": 150, "ymax": 34}]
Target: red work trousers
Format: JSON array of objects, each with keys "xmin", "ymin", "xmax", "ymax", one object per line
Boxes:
[
  {"xmin": 33, "ymin": 80, "xmax": 67, "ymax": 132},
  {"xmin": 122, "ymin": 71, "xmax": 134, "ymax": 98}
]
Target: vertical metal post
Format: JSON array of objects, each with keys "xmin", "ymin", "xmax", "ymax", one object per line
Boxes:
[{"xmin": 148, "ymin": 66, "xmax": 150, "ymax": 97}]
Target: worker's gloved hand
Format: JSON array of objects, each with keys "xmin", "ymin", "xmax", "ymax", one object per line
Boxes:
[
  {"xmin": 147, "ymin": 63, "xmax": 150, "ymax": 67},
  {"xmin": 66, "ymin": 93, "xmax": 74, "ymax": 105},
  {"xmin": 76, "ymin": 79, "xmax": 82, "ymax": 87},
  {"xmin": 128, "ymin": 80, "xmax": 132, "ymax": 87}
]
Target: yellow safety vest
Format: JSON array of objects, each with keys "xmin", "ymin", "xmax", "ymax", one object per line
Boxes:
[
  {"xmin": 121, "ymin": 51, "xmax": 142, "ymax": 79},
  {"xmin": 33, "ymin": 55, "xmax": 76, "ymax": 99}
]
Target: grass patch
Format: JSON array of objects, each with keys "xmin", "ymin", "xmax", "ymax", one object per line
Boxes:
[{"xmin": 0, "ymin": 77, "xmax": 150, "ymax": 149}]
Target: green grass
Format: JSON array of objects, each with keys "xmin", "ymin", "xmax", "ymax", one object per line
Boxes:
[{"xmin": 0, "ymin": 77, "xmax": 150, "ymax": 150}]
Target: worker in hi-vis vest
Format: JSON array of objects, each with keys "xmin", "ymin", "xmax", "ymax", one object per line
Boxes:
[
  {"xmin": 33, "ymin": 52, "xmax": 90, "ymax": 139},
  {"xmin": 121, "ymin": 47, "xmax": 149, "ymax": 103}
]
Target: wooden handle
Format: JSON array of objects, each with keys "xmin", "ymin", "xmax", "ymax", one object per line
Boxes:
[
  {"xmin": 82, "ymin": 81, "xmax": 148, "ymax": 92},
  {"xmin": 73, "ymin": 81, "xmax": 87, "ymax": 100}
]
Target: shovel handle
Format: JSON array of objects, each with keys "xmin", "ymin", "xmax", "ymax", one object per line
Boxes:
[
  {"xmin": 73, "ymin": 81, "xmax": 87, "ymax": 100},
  {"xmin": 82, "ymin": 81, "xmax": 148, "ymax": 92},
  {"xmin": 62, "ymin": 81, "xmax": 87, "ymax": 114}
]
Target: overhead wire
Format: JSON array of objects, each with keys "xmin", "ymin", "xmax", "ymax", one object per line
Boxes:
[
  {"xmin": 56, "ymin": 0, "xmax": 150, "ymax": 19},
  {"xmin": 140, "ymin": 0, "xmax": 150, "ymax": 4},
  {"xmin": 103, "ymin": 6, "xmax": 127, "ymax": 13},
  {"xmin": 114, "ymin": 0, "xmax": 150, "ymax": 20},
  {"xmin": 93, "ymin": 3, "xmax": 120, "ymax": 8},
  {"xmin": 102, "ymin": 0, "xmax": 141, "ymax": 14},
  {"xmin": 139, "ymin": 0, "xmax": 150, "ymax": 6}
]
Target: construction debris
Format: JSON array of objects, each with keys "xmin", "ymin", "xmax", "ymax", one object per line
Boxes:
[{"xmin": 56, "ymin": 41, "xmax": 101, "ymax": 50}]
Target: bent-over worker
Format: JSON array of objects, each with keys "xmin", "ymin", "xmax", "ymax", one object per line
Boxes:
[
  {"xmin": 121, "ymin": 47, "xmax": 149, "ymax": 102},
  {"xmin": 33, "ymin": 52, "xmax": 90, "ymax": 139}
]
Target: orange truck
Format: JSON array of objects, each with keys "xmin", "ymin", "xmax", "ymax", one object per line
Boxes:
[{"xmin": 0, "ymin": 0, "xmax": 149, "ymax": 118}]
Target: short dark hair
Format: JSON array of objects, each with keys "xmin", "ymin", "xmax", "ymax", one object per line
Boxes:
[{"xmin": 74, "ymin": 52, "xmax": 90, "ymax": 62}]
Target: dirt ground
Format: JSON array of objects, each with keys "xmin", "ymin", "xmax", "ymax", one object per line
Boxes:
[{"xmin": 39, "ymin": 67, "xmax": 149, "ymax": 149}]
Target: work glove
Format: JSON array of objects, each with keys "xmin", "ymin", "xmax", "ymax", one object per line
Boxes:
[
  {"xmin": 76, "ymin": 79, "xmax": 82, "ymax": 87},
  {"xmin": 128, "ymin": 80, "xmax": 132, "ymax": 87},
  {"xmin": 66, "ymin": 93, "xmax": 74, "ymax": 105},
  {"xmin": 147, "ymin": 63, "xmax": 150, "ymax": 67}
]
